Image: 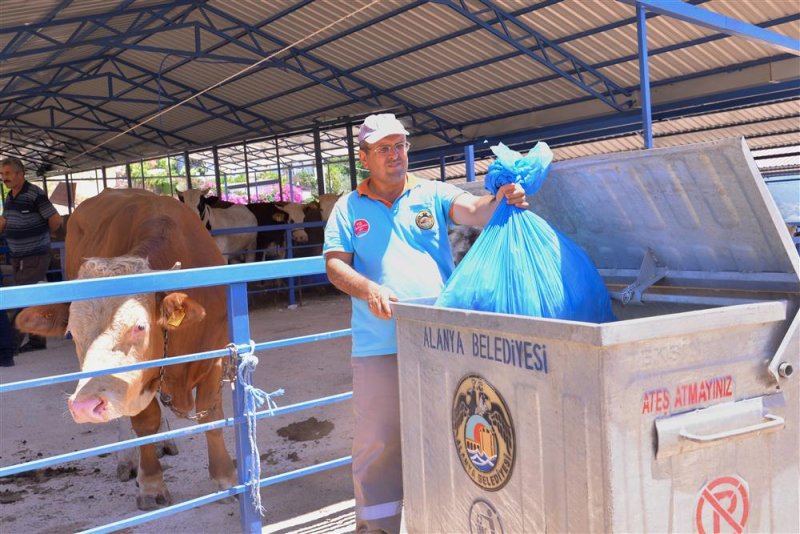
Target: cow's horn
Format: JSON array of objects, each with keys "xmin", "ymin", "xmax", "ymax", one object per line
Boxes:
[{"xmin": 169, "ymin": 262, "xmax": 182, "ymax": 270}]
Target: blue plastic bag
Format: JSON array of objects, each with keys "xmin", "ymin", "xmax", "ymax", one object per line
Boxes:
[{"xmin": 435, "ymin": 142, "xmax": 615, "ymax": 323}]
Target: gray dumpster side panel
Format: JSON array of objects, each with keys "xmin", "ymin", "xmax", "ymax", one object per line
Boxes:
[
  {"xmin": 601, "ymin": 311, "xmax": 799, "ymax": 533},
  {"xmin": 395, "ymin": 300, "xmax": 798, "ymax": 533}
]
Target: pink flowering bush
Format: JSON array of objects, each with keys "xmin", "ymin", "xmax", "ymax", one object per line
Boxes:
[
  {"xmin": 197, "ymin": 181, "xmax": 306, "ymax": 204},
  {"xmin": 251, "ymin": 184, "xmax": 305, "ymax": 203}
]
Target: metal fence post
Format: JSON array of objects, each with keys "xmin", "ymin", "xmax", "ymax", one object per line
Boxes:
[
  {"xmin": 286, "ymin": 229, "xmax": 296, "ymax": 306},
  {"xmin": 227, "ymin": 282, "xmax": 262, "ymax": 533}
]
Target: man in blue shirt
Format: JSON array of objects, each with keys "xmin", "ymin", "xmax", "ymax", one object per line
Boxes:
[
  {"xmin": 324, "ymin": 114, "xmax": 527, "ymax": 533},
  {"xmin": 1, "ymin": 157, "xmax": 62, "ymax": 355}
]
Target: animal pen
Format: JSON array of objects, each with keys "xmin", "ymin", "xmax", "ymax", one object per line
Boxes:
[{"xmin": 0, "ymin": 257, "xmax": 352, "ymax": 533}]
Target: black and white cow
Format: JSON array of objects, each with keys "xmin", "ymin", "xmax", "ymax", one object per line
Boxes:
[{"xmin": 177, "ymin": 188, "xmax": 257, "ymax": 263}]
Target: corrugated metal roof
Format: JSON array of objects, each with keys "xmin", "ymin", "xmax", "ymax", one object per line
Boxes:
[{"xmin": 1, "ymin": 0, "xmax": 798, "ymax": 174}]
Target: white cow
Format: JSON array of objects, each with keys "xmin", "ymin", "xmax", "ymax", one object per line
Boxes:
[
  {"xmin": 177, "ymin": 188, "xmax": 258, "ymax": 263},
  {"xmin": 275, "ymin": 202, "xmax": 309, "ymax": 245}
]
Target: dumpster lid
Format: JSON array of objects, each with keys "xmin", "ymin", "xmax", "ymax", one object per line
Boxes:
[{"xmin": 464, "ymin": 138, "xmax": 800, "ymax": 293}]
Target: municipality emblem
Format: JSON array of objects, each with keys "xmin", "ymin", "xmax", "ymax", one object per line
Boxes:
[
  {"xmin": 415, "ymin": 209, "xmax": 434, "ymax": 230},
  {"xmin": 452, "ymin": 375, "xmax": 515, "ymax": 491}
]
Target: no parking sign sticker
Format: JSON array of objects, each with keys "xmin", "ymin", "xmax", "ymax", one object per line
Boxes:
[{"xmin": 695, "ymin": 475, "xmax": 749, "ymax": 534}]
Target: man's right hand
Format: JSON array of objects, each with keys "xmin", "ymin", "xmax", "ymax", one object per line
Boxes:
[{"xmin": 367, "ymin": 282, "xmax": 398, "ymax": 320}]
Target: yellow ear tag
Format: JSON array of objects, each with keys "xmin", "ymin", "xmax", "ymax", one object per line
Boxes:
[{"xmin": 167, "ymin": 308, "xmax": 186, "ymax": 328}]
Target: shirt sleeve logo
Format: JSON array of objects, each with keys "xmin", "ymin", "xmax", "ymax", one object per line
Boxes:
[
  {"xmin": 354, "ymin": 219, "xmax": 370, "ymax": 237},
  {"xmin": 415, "ymin": 209, "xmax": 435, "ymax": 230}
]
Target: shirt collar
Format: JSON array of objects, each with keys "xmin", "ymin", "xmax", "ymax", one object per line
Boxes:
[
  {"xmin": 356, "ymin": 174, "xmax": 420, "ymax": 207},
  {"xmin": 10, "ymin": 180, "xmax": 30, "ymax": 199}
]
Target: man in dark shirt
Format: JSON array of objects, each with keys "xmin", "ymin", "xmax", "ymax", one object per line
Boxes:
[{"xmin": 1, "ymin": 157, "xmax": 62, "ymax": 355}]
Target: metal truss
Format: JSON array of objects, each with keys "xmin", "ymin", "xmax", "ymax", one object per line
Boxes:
[
  {"xmin": 434, "ymin": 0, "xmax": 634, "ymax": 111},
  {"xmin": 408, "ymin": 79, "xmax": 800, "ymax": 167},
  {"xmin": 196, "ymin": 2, "xmax": 464, "ymax": 143},
  {"xmin": 2, "ymin": 0, "xmax": 797, "ymax": 173},
  {"xmin": 620, "ymin": 0, "xmax": 800, "ymax": 55},
  {"xmin": 415, "ymin": 12, "xmax": 798, "ymax": 131}
]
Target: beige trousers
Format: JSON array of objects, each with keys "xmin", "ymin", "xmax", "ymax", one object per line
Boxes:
[{"xmin": 351, "ymin": 354, "xmax": 403, "ymax": 534}]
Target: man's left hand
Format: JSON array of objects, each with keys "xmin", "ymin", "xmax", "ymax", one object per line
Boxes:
[{"xmin": 496, "ymin": 183, "xmax": 528, "ymax": 209}]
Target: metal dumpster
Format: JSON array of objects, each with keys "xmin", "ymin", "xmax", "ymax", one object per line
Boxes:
[{"xmin": 394, "ymin": 138, "xmax": 799, "ymax": 533}]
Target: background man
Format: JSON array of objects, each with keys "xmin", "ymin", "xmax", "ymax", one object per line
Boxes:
[
  {"xmin": 1, "ymin": 156, "xmax": 62, "ymax": 354},
  {"xmin": 323, "ymin": 113, "xmax": 527, "ymax": 533}
]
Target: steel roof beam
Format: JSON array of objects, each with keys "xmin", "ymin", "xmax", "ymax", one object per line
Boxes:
[
  {"xmin": 0, "ymin": 0, "xmax": 200, "ymax": 35},
  {"xmin": 346, "ymin": 1, "xmax": 561, "ymax": 73},
  {"xmin": 74, "ymin": 4, "xmax": 320, "ymax": 138},
  {"xmin": 0, "ymin": 0, "xmax": 74, "ymax": 57},
  {"xmin": 0, "ymin": 56, "xmax": 111, "ymax": 83},
  {"xmin": 0, "ymin": 22, "xmax": 206, "ymax": 61},
  {"xmin": 408, "ymin": 79, "xmax": 800, "ymax": 166},
  {"xmin": 2, "ymin": 1, "xmax": 203, "ymax": 157},
  {"xmin": 250, "ymin": 1, "xmax": 559, "ymax": 114},
  {"xmin": 2, "ymin": 120, "xmax": 125, "ymax": 166},
  {"xmin": 0, "ymin": 137, "xmax": 70, "ymax": 166},
  {"xmin": 330, "ymin": 1, "xmax": 713, "ymax": 110},
  {"xmin": 54, "ymin": 56, "xmax": 283, "ymax": 139},
  {"xmin": 620, "ymin": 0, "xmax": 800, "ymax": 56},
  {"xmin": 434, "ymin": 0, "xmax": 633, "ymax": 111},
  {"xmin": 422, "ymin": 53, "xmax": 795, "ymax": 145},
  {"xmin": 199, "ymin": 3, "xmax": 461, "ymax": 143},
  {"xmin": 1, "ymin": 2, "xmax": 192, "ymax": 97},
  {"xmin": 0, "ymin": 146, "xmax": 62, "ymax": 168},
  {"xmin": 1, "ymin": 79, "xmax": 200, "ymax": 144},
  {"xmin": 9, "ymin": 101, "xmax": 194, "ymax": 157},
  {"xmin": 334, "ymin": 0, "xmax": 706, "ymax": 97},
  {"xmin": 109, "ymin": 58, "xmax": 282, "ymax": 135},
  {"xmin": 401, "ymin": 13, "xmax": 798, "ymax": 121}
]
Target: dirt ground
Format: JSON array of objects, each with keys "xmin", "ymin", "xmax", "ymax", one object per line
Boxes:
[{"xmin": 0, "ymin": 291, "xmax": 358, "ymax": 534}]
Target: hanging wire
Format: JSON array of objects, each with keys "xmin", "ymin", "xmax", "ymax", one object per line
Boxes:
[{"xmin": 67, "ymin": 0, "xmax": 383, "ymax": 164}]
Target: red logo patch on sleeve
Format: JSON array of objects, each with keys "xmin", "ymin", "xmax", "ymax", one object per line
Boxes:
[{"xmin": 354, "ymin": 219, "xmax": 370, "ymax": 237}]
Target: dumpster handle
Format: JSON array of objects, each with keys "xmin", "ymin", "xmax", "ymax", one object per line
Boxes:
[{"xmin": 680, "ymin": 414, "xmax": 784, "ymax": 443}]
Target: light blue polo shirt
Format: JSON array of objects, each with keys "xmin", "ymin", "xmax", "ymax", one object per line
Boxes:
[{"xmin": 323, "ymin": 175, "xmax": 466, "ymax": 357}]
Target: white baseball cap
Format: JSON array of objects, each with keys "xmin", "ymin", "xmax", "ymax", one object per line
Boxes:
[{"xmin": 358, "ymin": 113, "xmax": 409, "ymax": 144}]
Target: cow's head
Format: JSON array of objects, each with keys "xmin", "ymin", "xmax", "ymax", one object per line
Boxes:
[
  {"xmin": 318, "ymin": 193, "xmax": 340, "ymax": 222},
  {"xmin": 278, "ymin": 202, "xmax": 309, "ymax": 244},
  {"xmin": 176, "ymin": 188, "xmax": 212, "ymax": 224},
  {"xmin": 15, "ymin": 256, "xmax": 206, "ymax": 424}
]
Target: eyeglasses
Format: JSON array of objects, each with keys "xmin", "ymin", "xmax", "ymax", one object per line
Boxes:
[{"xmin": 370, "ymin": 142, "xmax": 411, "ymax": 156}]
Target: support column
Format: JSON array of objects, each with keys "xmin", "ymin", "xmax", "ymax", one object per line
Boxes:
[
  {"xmin": 65, "ymin": 173, "xmax": 73, "ymax": 214},
  {"xmin": 244, "ymin": 141, "xmax": 251, "ymax": 203},
  {"xmin": 184, "ymin": 150, "xmax": 191, "ymax": 189},
  {"xmin": 637, "ymin": 2, "xmax": 654, "ymax": 149},
  {"xmin": 313, "ymin": 127, "xmax": 325, "ymax": 196},
  {"xmin": 213, "ymin": 147, "xmax": 222, "ymax": 196},
  {"xmin": 465, "ymin": 144, "xmax": 475, "ymax": 182},
  {"xmin": 347, "ymin": 123, "xmax": 357, "ymax": 191},
  {"xmin": 275, "ymin": 139, "xmax": 283, "ymax": 200}
]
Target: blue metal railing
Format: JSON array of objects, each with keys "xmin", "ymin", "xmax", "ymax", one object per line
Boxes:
[
  {"xmin": 1, "ymin": 219, "xmax": 328, "ymax": 304},
  {"xmin": 0, "ymin": 257, "xmax": 353, "ymax": 533},
  {"xmin": 209, "ymin": 220, "xmax": 328, "ymax": 305}
]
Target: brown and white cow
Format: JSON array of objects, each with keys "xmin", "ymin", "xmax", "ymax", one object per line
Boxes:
[{"xmin": 15, "ymin": 188, "xmax": 236, "ymax": 510}]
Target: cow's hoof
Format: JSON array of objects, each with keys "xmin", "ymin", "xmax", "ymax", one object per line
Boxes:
[
  {"xmin": 156, "ymin": 439, "xmax": 179, "ymax": 457},
  {"xmin": 116, "ymin": 462, "xmax": 137, "ymax": 482},
  {"xmin": 136, "ymin": 489, "xmax": 172, "ymax": 511}
]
